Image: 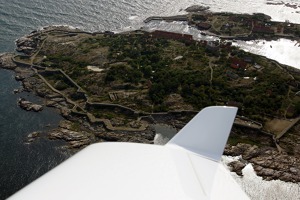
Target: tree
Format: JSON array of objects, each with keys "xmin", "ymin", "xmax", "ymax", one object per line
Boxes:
[
  {"xmin": 149, "ymin": 83, "xmax": 165, "ymax": 104},
  {"xmin": 295, "ymin": 102, "xmax": 300, "ymax": 115}
]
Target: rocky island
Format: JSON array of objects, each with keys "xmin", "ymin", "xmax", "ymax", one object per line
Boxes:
[{"xmin": 1, "ymin": 9, "xmax": 300, "ymax": 183}]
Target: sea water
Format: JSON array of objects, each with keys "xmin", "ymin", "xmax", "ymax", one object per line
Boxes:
[
  {"xmin": 0, "ymin": 69, "xmax": 68, "ymax": 199},
  {"xmin": 1, "ymin": 0, "xmax": 300, "ymax": 52}
]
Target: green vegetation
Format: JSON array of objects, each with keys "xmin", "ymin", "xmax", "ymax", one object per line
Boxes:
[
  {"xmin": 105, "ymin": 65, "xmax": 143, "ymax": 84},
  {"xmin": 34, "ymin": 30, "xmax": 299, "ymax": 121}
]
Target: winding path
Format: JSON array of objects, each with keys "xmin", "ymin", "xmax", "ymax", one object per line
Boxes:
[{"xmin": 14, "ymin": 31, "xmax": 149, "ymax": 132}]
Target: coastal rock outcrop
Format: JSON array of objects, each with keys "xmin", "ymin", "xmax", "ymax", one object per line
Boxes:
[
  {"xmin": 17, "ymin": 98, "xmax": 43, "ymax": 112},
  {"xmin": 48, "ymin": 120, "xmax": 93, "ymax": 148},
  {"xmin": 49, "ymin": 128, "xmax": 91, "ymax": 148},
  {"xmin": 15, "ymin": 35, "xmax": 39, "ymax": 55},
  {"xmin": 15, "ymin": 75, "xmax": 25, "ymax": 81},
  {"xmin": 225, "ymin": 143, "xmax": 300, "ymax": 182},
  {"xmin": 27, "ymin": 131, "xmax": 40, "ymax": 142},
  {"xmin": 228, "ymin": 160, "xmax": 247, "ymax": 176},
  {"xmin": 22, "ymin": 76, "xmax": 44, "ymax": 92},
  {"xmin": 49, "ymin": 129, "xmax": 91, "ymax": 148},
  {"xmin": 185, "ymin": 5, "xmax": 210, "ymax": 12},
  {"xmin": 0, "ymin": 53, "xmax": 16, "ymax": 69},
  {"xmin": 13, "ymin": 88, "xmax": 23, "ymax": 94}
]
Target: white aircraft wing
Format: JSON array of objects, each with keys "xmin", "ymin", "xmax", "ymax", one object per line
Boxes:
[{"xmin": 8, "ymin": 106, "xmax": 249, "ymax": 200}]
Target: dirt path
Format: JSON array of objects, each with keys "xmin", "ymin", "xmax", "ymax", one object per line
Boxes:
[{"xmin": 276, "ymin": 117, "xmax": 300, "ymax": 139}]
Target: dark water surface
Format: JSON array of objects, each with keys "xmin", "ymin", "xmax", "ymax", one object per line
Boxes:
[{"xmin": 0, "ymin": 69, "xmax": 68, "ymax": 199}]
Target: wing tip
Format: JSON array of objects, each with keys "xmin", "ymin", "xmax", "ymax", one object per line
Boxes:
[{"xmin": 166, "ymin": 106, "xmax": 238, "ymax": 161}]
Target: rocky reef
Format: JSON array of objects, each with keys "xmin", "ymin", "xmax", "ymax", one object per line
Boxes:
[
  {"xmin": 26, "ymin": 131, "xmax": 40, "ymax": 143},
  {"xmin": 17, "ymin": 98, "xmax": 43, "ymax": 112}
]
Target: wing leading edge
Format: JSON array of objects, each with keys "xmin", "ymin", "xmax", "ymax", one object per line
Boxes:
[{"xmin": 8, "ymin": 106, "xmax": 249, "ymax": 200}]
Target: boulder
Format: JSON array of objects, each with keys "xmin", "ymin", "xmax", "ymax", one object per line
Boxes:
[
  {"xmin": 59, "ymin": 120, "xmax": 73, "ymax": 129},
  {"xmin": 13, "ymin": 88, "xmax": 23, "ymax": 94},
  {"xmin": 35, "ymin": 88, "xmax": 50, "ymax": 97},
  {"xmin": 60, "ymin": 107, "xmax": 71, "ymax": 118},
  {"xmin": 51, "ymin": 98, "xmax": 65, "ymax": 103},
  {"xmin": 243, "ymin": 145, "xmax": 260, "ymax": 159},
  {"xmin": 15, "ymin": 75, "xmax": 25, "ymax": 81},
  {"xmin": 259, "ymin": 168, "xmax": 275, "ymax": 176},
  {"xmin": 290, "ymin": 167, "xmax": 299, "ymax": 174},
  {"xmin": 46, "ymin": 100, "xmax": 57, "ymax": 107},
  {"xmin": 27, "ymin": 131, "xmax": 40, "ymax": 142},
  {"xmin": 31, "ymin": 104, "xmax": 43, "ymax": 112},
  {"xmin": 228, "ymin": 160, "xmax": 246, "ymax": 176}
]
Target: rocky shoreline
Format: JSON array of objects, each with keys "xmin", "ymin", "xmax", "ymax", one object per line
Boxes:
[
  {"xmin": 1, "ymin": 25, "xmax": 300, "ymax": 184},
  {"xmin": 0, "ymin": 50, "xmax": 157, "ymax": 151},
  {"xmin": 225, "ymin": 143, "xmax": 300, "ymax": 182}
]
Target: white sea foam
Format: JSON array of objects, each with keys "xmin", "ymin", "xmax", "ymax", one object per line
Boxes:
[
  {"xmin": 234, "ymin": 39, "xmax": 300, "ymax": 69},
  {"xmin": 128, "ymin": 15, "xmax": 139, "ymax": 20},
  {"xmin": 222, "ymin": 156, "xmax": 300, "ymax": 200},
  {"xmin": 39, "ymin": 24, "xmax": 80, "ymax": 31}
]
